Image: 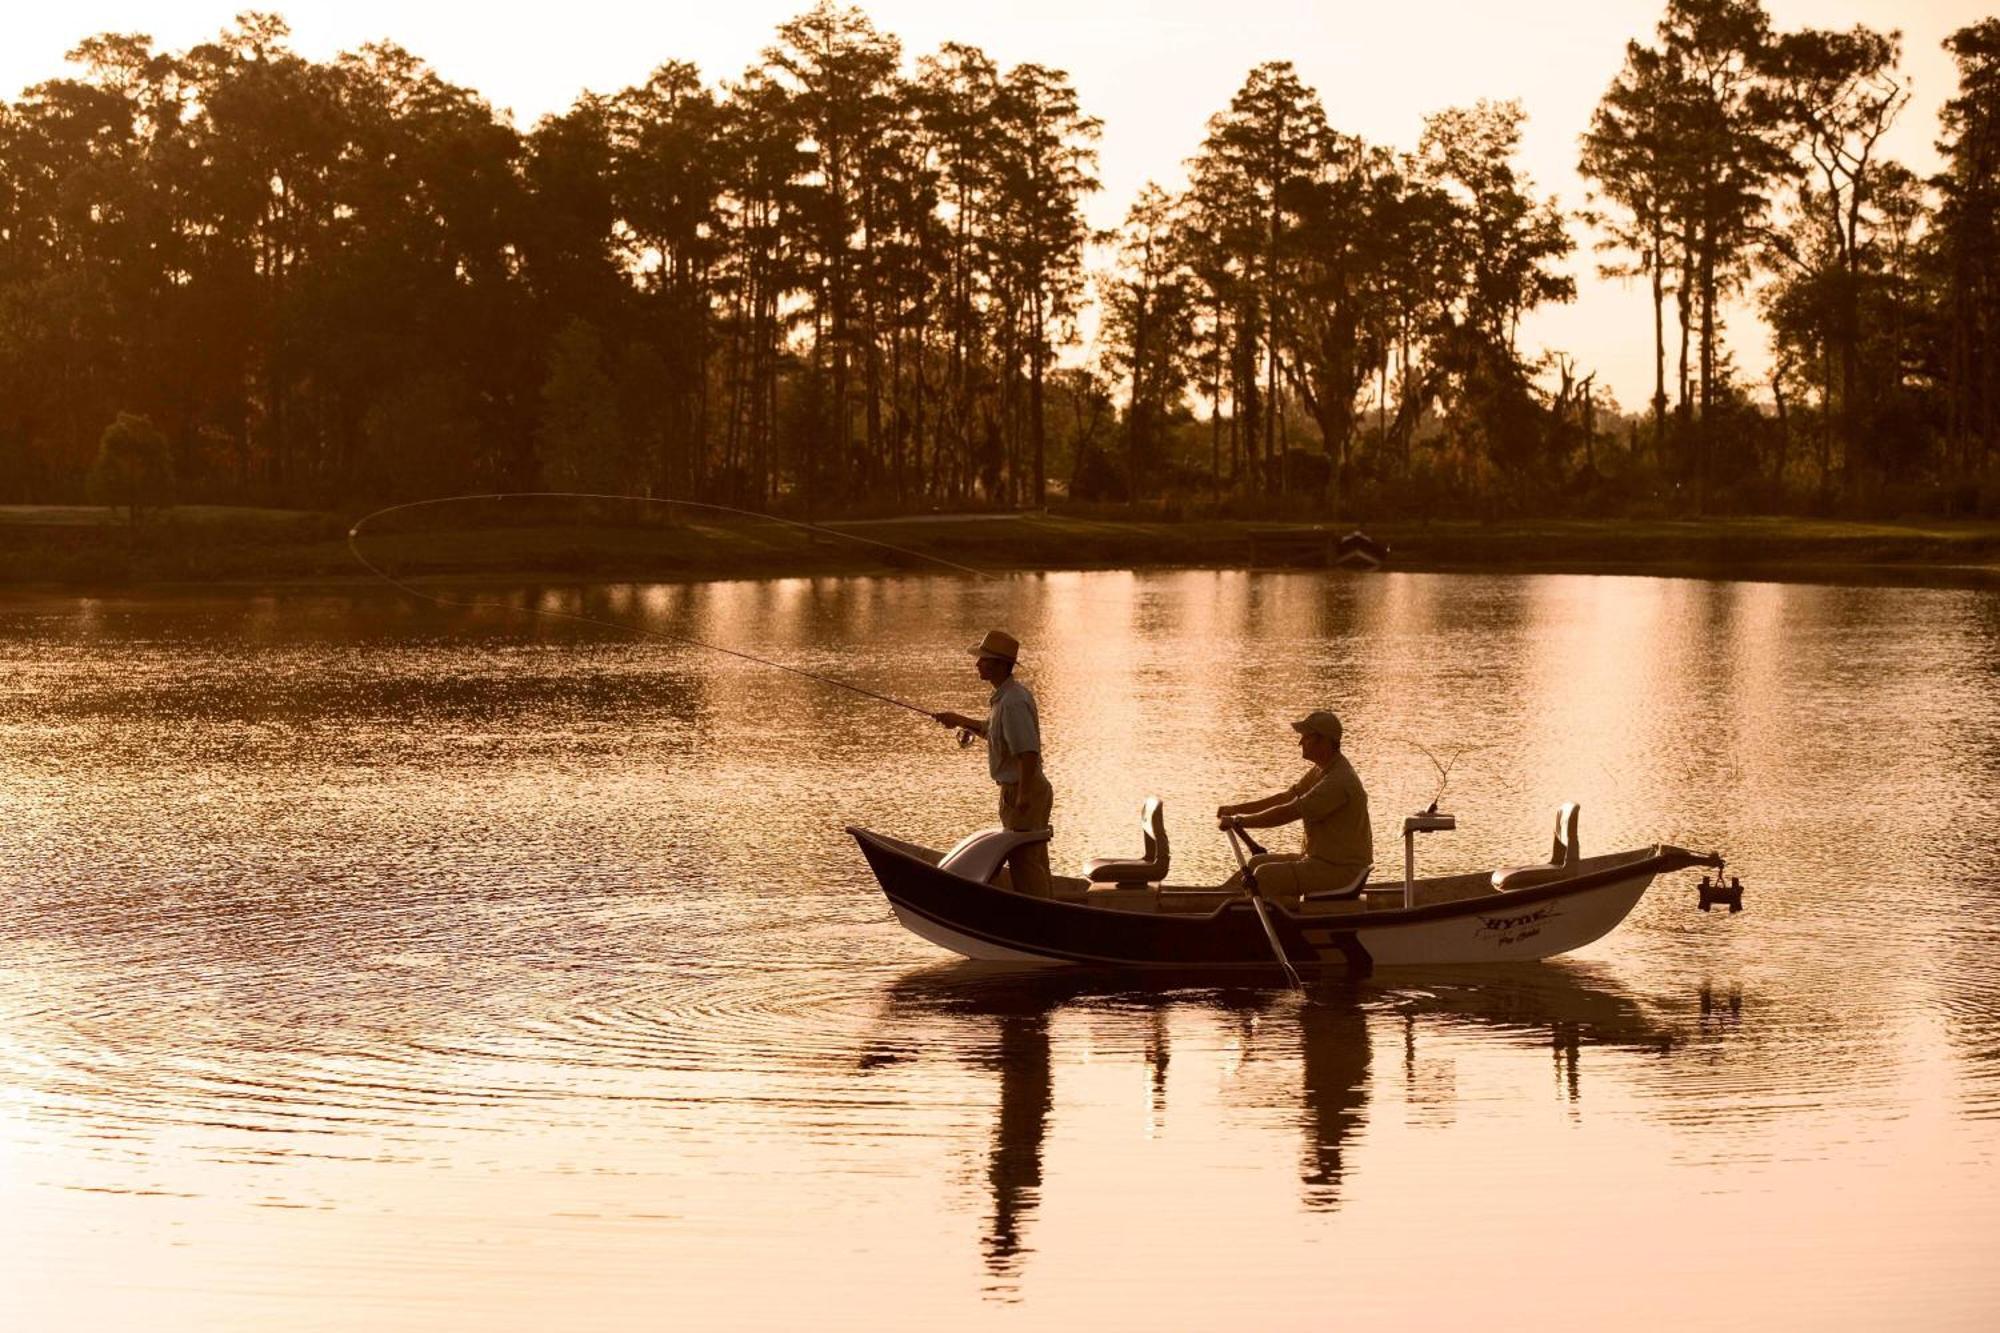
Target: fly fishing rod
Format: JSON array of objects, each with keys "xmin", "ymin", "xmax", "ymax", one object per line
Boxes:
[{"xmin": 346, "ymin": 491, "xmax": 1000, "ymax": 729}]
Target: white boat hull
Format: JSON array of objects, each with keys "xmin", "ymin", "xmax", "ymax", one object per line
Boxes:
[
  {"xmin": 890, "ymin": 903, "xmax": 1063, "ymax": 964},
  {"xmin": 1356, "ymin": 876, "xmax": 1651, "ymax": 967}
]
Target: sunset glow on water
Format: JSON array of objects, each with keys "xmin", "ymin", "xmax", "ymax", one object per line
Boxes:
[{"xmin": 4, "ymin": 570, "xmax": 1998, "ymax": 1327}]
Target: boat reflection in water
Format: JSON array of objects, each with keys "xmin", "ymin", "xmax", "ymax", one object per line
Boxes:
[
  {"xmin": 1296, "ymin": 996, "xmax": 1370, "ymax": 1209},
  {"xmin": 981, "ymin": 1000, "xmax": 1049, "ymax": 1281},
  {"xmin": 862, "ymin": 959, "xmax": 1730, "ymax": 1291}
]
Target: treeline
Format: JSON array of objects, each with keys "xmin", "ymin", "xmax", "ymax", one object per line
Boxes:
[
  {"xmin": 1, "ymin": 2, "xmax": 1996, "ymax": 520},
  {"xmin": 1580, "ymin": 2, "xmax": 2000, "ymax": 513}
]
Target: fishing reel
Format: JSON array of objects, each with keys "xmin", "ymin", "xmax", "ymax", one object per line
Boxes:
[
  {"xmin": 928, "ymin": 709, "xmax": 976, "ymax": 748},
  {"xmin": 1697, "ymin": 871, "xmax": 1745, "ymax": 913}
]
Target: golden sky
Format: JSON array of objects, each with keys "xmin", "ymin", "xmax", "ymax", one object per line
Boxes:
[{"xmin": 3, "ymin": 0, "xmax": 1987, "ymax": 411}]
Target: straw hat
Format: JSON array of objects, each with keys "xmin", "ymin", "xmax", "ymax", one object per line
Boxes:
[{"xmin": 969, "ymin": 629, "xmax": 1021, "ymax": 663}]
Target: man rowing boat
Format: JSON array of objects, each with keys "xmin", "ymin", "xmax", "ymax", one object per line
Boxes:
[{"xmin": 1217, "ymin": 710, "xmax": 1372, "ymax": 900}]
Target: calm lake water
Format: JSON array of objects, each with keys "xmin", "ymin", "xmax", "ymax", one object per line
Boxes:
[{"xmin": 3, "ymin": 569, "xmax": 1998, "ymax": 1329}]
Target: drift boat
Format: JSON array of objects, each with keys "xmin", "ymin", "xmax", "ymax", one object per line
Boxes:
[{"xmin": 850, "ymin": 801, "xmax": 1738, "ymax": 974}]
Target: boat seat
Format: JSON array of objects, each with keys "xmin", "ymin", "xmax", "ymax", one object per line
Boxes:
[
  {"xmin": 1302, "ymin": 866, "xmax": 1372, "ymax": 902},
  {"xmin": 1491, "ymin": 802, "xmax": 1580, "ymax": 892},
  {"xmin": 1085, "ymin": 797, "xmax": 1169, "ymax": 887},
  {"xmin": 939, "ymin": 826, "xmax": 1053, "ymax": 886}
]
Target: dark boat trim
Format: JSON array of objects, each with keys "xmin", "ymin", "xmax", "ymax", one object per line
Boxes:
[
  {"xmin": 856, "ymin": 828, "xmax": 1311, "ymax": 968},
  {"xmin": 886, "ymin": 890, "xmax": 1236, "ymax": 968}
]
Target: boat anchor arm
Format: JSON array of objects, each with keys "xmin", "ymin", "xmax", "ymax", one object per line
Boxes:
[
  {"xmin": 1696, "ymin": 870, "xmax": 1745, "ymax": 913},
  {"xmin": 1656, "ymin": 845, "xmax": 1744, "ymax": 913}
]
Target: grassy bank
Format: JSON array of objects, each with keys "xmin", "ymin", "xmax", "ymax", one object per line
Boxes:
[{"xmin": 3, "ymin": 503, "xmax": 1999, "ymax": 590}]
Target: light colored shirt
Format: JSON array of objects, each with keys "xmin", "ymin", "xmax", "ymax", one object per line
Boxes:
[
  {"xmin": 1283, "ymin": 756, "xmax": 1372, "ymax": 868},
  {"xmin": 985, "ymin": 676, "xmax": 1042, "ymax": 786}
]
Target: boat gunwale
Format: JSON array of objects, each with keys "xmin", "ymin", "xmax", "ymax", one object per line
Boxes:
[{"xmin": 848, "ymin": 826, "xmax": 1721, "ymax": 932}]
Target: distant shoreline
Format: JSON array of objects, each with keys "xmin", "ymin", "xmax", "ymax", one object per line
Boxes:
[{"xmin": 2, "ymin": 505, "xmax": 1997, "ymax": 593}]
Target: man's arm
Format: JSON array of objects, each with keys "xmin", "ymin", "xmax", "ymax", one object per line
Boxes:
[
  {"xmin": 1220, "ymin": 791, "xmax": 1288, "ymax": 818},
  {"xmin": 1014, "ymin": 748, "xmax": 1041, "ymax": 793},
  {"xmin": 1228, "ymin": 798, "xmax": 1303, "ymax": 830},
  {"xmin": 1229, "ymin": 771, "xmax": 1348, "ymax": 830},
  {"xmin": 1217, "ymin": 779, "xmax": 1303, "ymax": 825},
  {"xmin": 932, "ymin": 710, "xmax": 987, "ymax": 737}
]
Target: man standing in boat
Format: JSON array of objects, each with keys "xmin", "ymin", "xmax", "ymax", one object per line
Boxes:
[
  {"xmin": 932, "ymin": 631, "xmax": 1055, "ymax": 899},
  {"xmin": 1216, "ymin": 711, "xmax": 1372, "ymax": 899}
]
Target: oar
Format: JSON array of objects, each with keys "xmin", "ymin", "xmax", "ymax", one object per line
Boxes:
[{"xmin": 1226, "ymin": 822, "xmax": 1303, "ymax": 991}]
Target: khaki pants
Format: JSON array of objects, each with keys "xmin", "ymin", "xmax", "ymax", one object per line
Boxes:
[
  {"xmin": 1233, "ymin": 853, "xmax": 1367, "ymax": 901},
  {"xmin": 997, "ymin": 773, "xmax": 1055, "ymax": 899}
]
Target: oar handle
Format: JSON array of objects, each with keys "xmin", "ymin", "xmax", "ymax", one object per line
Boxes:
[
  {"xmin": 1224, "ymin": 823, "xmax": 1262, "ymax": 893},
  {"xmin": 1227, "ymin": 819, "xmax": 1268, "ymax": 858},
  {"xmin": 1224, "ymin": 824, "xmax": 1300, "ymax": 990}
]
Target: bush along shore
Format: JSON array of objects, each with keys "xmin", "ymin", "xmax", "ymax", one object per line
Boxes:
[{"xmin": 3, "ymin": 505, "xmax": 1998, "ymax": 590}]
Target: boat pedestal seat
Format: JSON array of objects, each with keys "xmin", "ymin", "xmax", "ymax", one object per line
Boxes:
[
  {"xmin": 1301, "ymin": 867, "xmax": 1372, "ymax": 902},
  {"xmin": 1061, "ymin": 882, "xmax": 1156, "ymax": 908},
  {"xmin": 1490, "ymin": 863, "xmax": 1572, "ymax": 892},
  {"xmin": 1085, "ymin": 856, "xmax": 1165, "ymax": 882},
  {"xmin": 940, "ymin": 826, "xmax": 1053, "ymax": 886},
  {"xmin": 1490, "ymin": 802, "xmax": 1581, "ymax": 893},
  {"xmin": 1085, "ymin": 797, "xmax": 1169, "ymax": 889}
]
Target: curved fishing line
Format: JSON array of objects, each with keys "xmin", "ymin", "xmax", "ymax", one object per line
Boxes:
[
  {"xmin": 346, "ymin": 491, "xmax": 1008, "ymax": 721},
  {"xmin": 350, "ymin": 490, "xmax": 998, "ymax": 579},
  {"xmin": 347, "ymin": 493, "xmax": 1428, "ymax": 750},
  {"xmin": 1387, "ymin": 733, "xmax": 1467, "ymax": 812}
]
